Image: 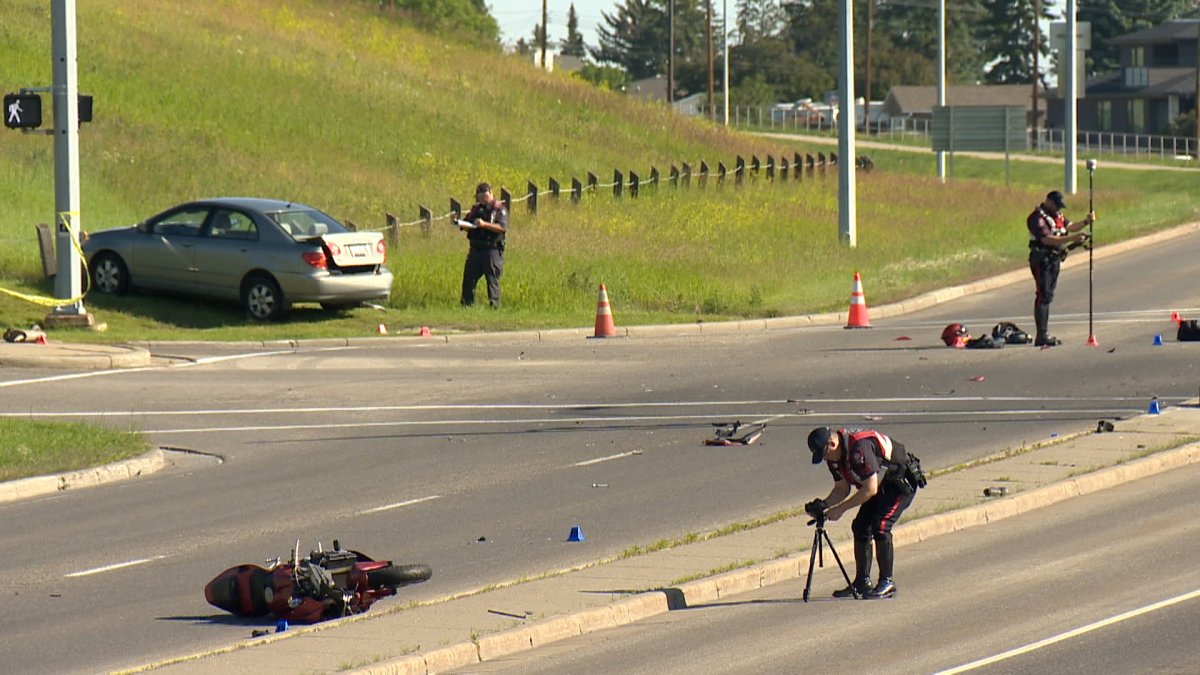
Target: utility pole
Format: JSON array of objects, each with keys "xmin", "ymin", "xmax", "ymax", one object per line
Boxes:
[
  {"xmin": 865, "ymin": 0, "xmax": 873, "ymax": 134},
  {"xmin": 722, "ymin": 0, "xmax": 729, "ymax": 125},
  {"xmin": 706, "ymin": 0, "xmax": 714, "ymax": 119},
  {"xmin": 936, "ymin": 0, "xmax": 946, "ymax": 182},
  {"xmin": 837, "ymin": 0, "xmax": 858, "ymax": 247},
  {"xmin": 1194, "ymin": 22, "xmax": 1199, "ymax": 152},
  {"xmin": 668, "ymin": 0, "xmax": 675, "ymax": 104},
  {"xmin": 1032, "ymin": 0, "xmax": 1041, "ymax": 150},
  {"xmin": 46, "ymin": 0, "xmax": 94, "ymax": 329},
  {"xmin": 540, "ymin": 0, "xmax": 548, "ymax": 69},
  {"xmin": 1065, "ymin": 0, "xmax": 1079, "ymax": 194}
]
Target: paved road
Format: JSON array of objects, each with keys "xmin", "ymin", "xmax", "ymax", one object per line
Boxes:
[
  {"xmin": 451, "ymin": 451, "xmax": 1200, "ymax": 674},
  {"xmin": 0, "ymin": 226, "xmax": 1197, "ymax": 672}
]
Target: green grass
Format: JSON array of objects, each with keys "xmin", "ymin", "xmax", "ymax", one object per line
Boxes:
[
  {"xmin": 0, "ymin": 418, "xmax": 149, "ymax": 481},
  {"xmin": 1, "ymin": 0, "xmax": 1198, "ymax": 344}
]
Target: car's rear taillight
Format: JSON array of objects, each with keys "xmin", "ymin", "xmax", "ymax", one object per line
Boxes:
[
  {"xmin": 376, "ymin": 239, "xmax": 386, "ymax": 264},
  {"xmin": 302, "ymin": 251, "xmax": 327, "ymax": 269}
]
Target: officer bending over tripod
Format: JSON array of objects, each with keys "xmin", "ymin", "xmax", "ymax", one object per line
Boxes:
[{"xmin": 806, "ymin": 426, "xmax": 925, "ymax": 599}]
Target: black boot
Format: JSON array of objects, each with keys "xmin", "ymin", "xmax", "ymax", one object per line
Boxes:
[
  {"xmin": 864, "ymin": 577, "xmax": 896, "ymax": 599},
  {"xmin": 1034, "ymin": 303, "xmax": 1060, "ymax": 346},
  {"xmin": 833, "ymin": 539, "xmax": 874, "ymax": 598}
]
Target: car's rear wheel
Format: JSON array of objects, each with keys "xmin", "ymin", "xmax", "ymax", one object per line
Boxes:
[
  {"xmin": 241, "ymin": 274, "xmax": 285, "ymax": 322},
  {"xmin": 90, "ymin": 252, "xmax": 130, "ymax": 295}
]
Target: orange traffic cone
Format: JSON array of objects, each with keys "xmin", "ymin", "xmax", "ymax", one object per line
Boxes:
[
  {"xmin": 418, "ymin": 326, "xmax": 431, "ymax": 337},
  {"xmin": 34, "ymin": 334, "xmax": 48, "ymax": 345},
  {"xmin": 1170, "ymin": 311, "xmax": 1183, "ymax": 325},
  {"xmin": 844, "ymin": 272, "xmax": 871, "ymax": 329},
  {"xmin": 592, "ymin": 284, "xmax": 618, "ymax": 338},
  {"xmin": 376, "ymin": 323, "xmax": 388, "ymax": 335}
]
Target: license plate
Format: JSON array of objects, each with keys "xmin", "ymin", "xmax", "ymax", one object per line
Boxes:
[{"xmin": 347, "ymin": 243, "xmax": 370, "ymax": 257}]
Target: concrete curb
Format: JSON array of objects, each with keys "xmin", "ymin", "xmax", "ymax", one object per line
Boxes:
[
  {"xmin": 349, "ymin": 440, "xmax": 1200, "ymax": 675},
  {"xmin": 0, "ymin": 447, "xmax": 165, "ymax": 504},
  {"xmin": 0, "ymin": 342, "xmax": 151, "ymax": 369}
]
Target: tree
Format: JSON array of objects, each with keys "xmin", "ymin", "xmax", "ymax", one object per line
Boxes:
[
  {"xmin": 382, "ymin": 0, "xmax": 500, "ymax": 42},
  {"xmin": 735, "ymin": 0, "xmax": 787, "ymax": 45},
  {"xmin": 978, "ymin": 0, "xmax": 1054, "ymax": 84},
  {"xmin": 590, "ymin": 0, "xmax": 709, "ymax": 90},
  {"xmin": 561, "ymin": 4, "xmax": 587, "ymax": 57}
]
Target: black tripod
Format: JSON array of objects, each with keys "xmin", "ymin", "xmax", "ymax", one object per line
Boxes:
[{"xmin": 802, "ymin": 513, "xmax": 856, "ymax": 602}]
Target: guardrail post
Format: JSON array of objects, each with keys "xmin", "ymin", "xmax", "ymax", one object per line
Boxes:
[
  {"xmin": 527, "ymin": 181, "xmax": 538, "ymax": 215},
  {"xmin": 418, "ymin": 207, "xmax": 431, "ymax": 239},
  {"xmin": 450, "ymin": 198, "xmax": 462, "ymax": 220},
  {"xmin": 806, "ymin": 153, "xmax": 815, "ymax": 176},
  {"xmin": 549, "ymin": 177, "xmax": 560, "ymax": 199},
  {"xmin": 571, "ymin": 177, "xmax": 582, "ymax": 203},
  {"xmin": 681, "ymin": 162, "xmax": 691, "ymax": 188},
  {"xmin": 587, "ymin": 172, "xmax": 598, "ymax": 193},
  {"xmin": 794, "ymin": 152, "xmax": 804, "ymax": 181},
  {"xmin": 766, "ymin": 156, "xmax": 775, "ymax": 180},
  {"xmin": 629, "ymin": 171, "xmax": 639, "ymax": 198},
  {"xmin": 613, "ymin": 169, "xmax": 623, "ymax": 197},
  {"xmin": 385, "ymin": 212, "xmax": 399, "ymax": 247},
  {"xmin": 717, "ymin": 161, "xmax": 726, "ymax": 185},
  {"xmin": 649, "ymin": 166, "xmax": 660, "ymax": 190},
  {"xmin": 735, "ymin": 156, "xmax": 745, "ymax": 186},
  {"xmin": 699, "ymin": 160, "xmax": 709, "ymax": 188},
  {"xmin": 780, "ymin": 156, "xmax": 789, "ymax": 181},
  {"xmin": 500, "ymin": 188, "xmax": 512, "ymax": 211},
  {"xmin": 669, "ymin": 165, "xmax": 680, "ymax": 188},
  {"xmin": 751, "ymin": 155, "xmax": 760, "ymax": 177},
  {"xmin": 830, "ymin": 152, "xmax": 838, "ymax": 166},
  {"xmin": 817, "ymin": 152, "xmax": 826, "ymax": 172}
]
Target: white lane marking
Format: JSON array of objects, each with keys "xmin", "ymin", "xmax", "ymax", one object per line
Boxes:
[
  {"xmin": 136, "ymin": 408, "xmax": 1133, "ymax": 435},
  {"xmin": 574, "ymin": 451, "xmax": 640, "ymax": 467},
  {"xmin": 357, "ymin": 495, "xmax": 441, "ymax": 515},
  {"xmin": 0, "ymin": 396, "xmax": 1162, "ymax": 418},
  {"xmin": 0, "ymin": 347, "xmax": 349, "ymax": 389},
  {"xmin": 937, "ymin": 587, "xmax": 1200, "ymax": 674},
  {"xmin": 65, "ymin": 555, "xmax": 167, "ymax": 578}
]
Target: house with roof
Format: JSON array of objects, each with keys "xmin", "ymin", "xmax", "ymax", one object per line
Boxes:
[
  {"xmin": 1045, "ymin": 19, "xmax": 1198, "ymax": 135},
  {"xmin": 881, "ymin": 84, "xmax": 1042, "ymax": 126}
]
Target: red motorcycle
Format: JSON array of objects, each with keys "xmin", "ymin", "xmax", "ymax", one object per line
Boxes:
[{"xmin": 205, "ymin": 539, "xmax": 432, "ymax": 624}]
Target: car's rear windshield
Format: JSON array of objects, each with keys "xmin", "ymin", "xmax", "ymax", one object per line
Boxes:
[{"xmin": 268, "ymin": 208, "xmax": 349, "ymax": 240}]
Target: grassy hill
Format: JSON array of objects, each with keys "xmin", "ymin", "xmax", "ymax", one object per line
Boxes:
[{"xmin": 1, "ymin": 0, "xmax": 1197, "ymax": 339}]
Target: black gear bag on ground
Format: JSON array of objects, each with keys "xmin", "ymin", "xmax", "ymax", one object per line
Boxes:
[{"xmin": 1179, "ymin": 320, "xmax": 1200, "ymax": 342}]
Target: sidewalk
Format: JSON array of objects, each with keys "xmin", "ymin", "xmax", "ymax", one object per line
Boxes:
[{"xmin": 135, "ymin": 404, "xmax": 1200, "ymax": 675}]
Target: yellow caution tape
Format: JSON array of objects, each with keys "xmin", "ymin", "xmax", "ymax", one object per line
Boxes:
[{"xmin": 0, "ymin": 211, "xmax": 90, "ymax": 307}]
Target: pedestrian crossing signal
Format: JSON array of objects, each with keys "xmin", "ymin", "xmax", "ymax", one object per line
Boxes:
[{"xmin": 5, "ymin": 94, "xmax": 43, "ymax": 129}]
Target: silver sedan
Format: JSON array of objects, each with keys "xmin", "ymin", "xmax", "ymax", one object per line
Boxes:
[{"xmin": 82, "ymin": 197, "xmax": 393, "ymax": 321}]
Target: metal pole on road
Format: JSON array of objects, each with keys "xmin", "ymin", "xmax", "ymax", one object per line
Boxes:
[{"xmin": 837, "ymin": 0, "xmax": 857, "ymax": 247}]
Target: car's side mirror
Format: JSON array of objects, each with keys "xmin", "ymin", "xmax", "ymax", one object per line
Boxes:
[{"xmin": 136, "ymin": 221, "xmax": 151, "ymax": 234}]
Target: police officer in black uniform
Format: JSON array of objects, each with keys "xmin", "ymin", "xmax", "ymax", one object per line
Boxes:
[
  {"xmin": 807, "ymin": 426, "xmax": 918, "ymax": 599},
  {"xmin": 460, "ymin": 182, "xmax": 508, "ymax": 308},
  {"xmin": 1027, "ymin": 190, "xmax": 1094, "ymax": 346}
]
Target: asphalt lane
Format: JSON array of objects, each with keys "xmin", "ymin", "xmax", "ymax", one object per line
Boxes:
[
  {"xmin": 446, "ymin": 460, "xmax": 1200, "ymax": 674},
  {"xmin": 1, "ymin": 226, "xmax": 1197, "ymax": 672}
]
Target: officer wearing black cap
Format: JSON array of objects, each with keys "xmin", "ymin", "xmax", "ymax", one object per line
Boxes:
[
  {"xmin": 1027, "ymin": 190, "xmax": 1095, "ymax": 346},
  {"xmin": 460, "ymin": 182, "xmax": 508, "ymax": 308},
  {"xmin": 806, "ymin": 426, "xmax": 918, "ymax": 599}
]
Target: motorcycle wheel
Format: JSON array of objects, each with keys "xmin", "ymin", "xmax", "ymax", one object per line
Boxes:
[{"xmin": 369, "ymin": 563, "xmax": 432, "ymax": 589}]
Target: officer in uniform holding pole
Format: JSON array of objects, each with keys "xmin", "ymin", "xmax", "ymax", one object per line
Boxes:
[{"xmin": 1027, "ymin": 191, "xmax": 1094, "ymax": 347}]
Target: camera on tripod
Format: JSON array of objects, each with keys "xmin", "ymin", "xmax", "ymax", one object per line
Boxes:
[{"xmin": 804, "ymin": 498, "xmax": 828, "ymax": 525}]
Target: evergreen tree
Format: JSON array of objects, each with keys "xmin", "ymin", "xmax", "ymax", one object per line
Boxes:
[
  {"xmin": 736, "ymin": 0, "xmax": 787, "ymax": 45},
  {"xmin": 978, "ymin": 0, "xmax": 1054, "ymax": 84},
  {"xmin": 590, "ymin": 0, "xmax": 709, "ymax": 90},
  {"xmin": 561, "ymin": 4, "xmax": 587, "ymax": 57}
]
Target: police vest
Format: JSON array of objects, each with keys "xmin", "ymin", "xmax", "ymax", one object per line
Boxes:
[
  {"xmin": 833, "ymin": 429, "xmax": 905, "ymax": 488},
  {"xmin": 1029, "ymin": 207, "xmax": 1068, "ymax": 245}
]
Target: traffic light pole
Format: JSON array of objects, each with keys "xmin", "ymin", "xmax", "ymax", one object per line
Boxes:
[{"xmin": 47, "ymin": 0, "xmax": 94, "ymax": 328}]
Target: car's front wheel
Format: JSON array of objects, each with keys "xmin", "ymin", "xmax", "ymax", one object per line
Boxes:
[
  {"xmin": 90, "ymin": 252, "xmax": 130, "ymax": 295},
  {"xmin": 241, "ymin": 274, "xmax": 285, "ymax": 322}
]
